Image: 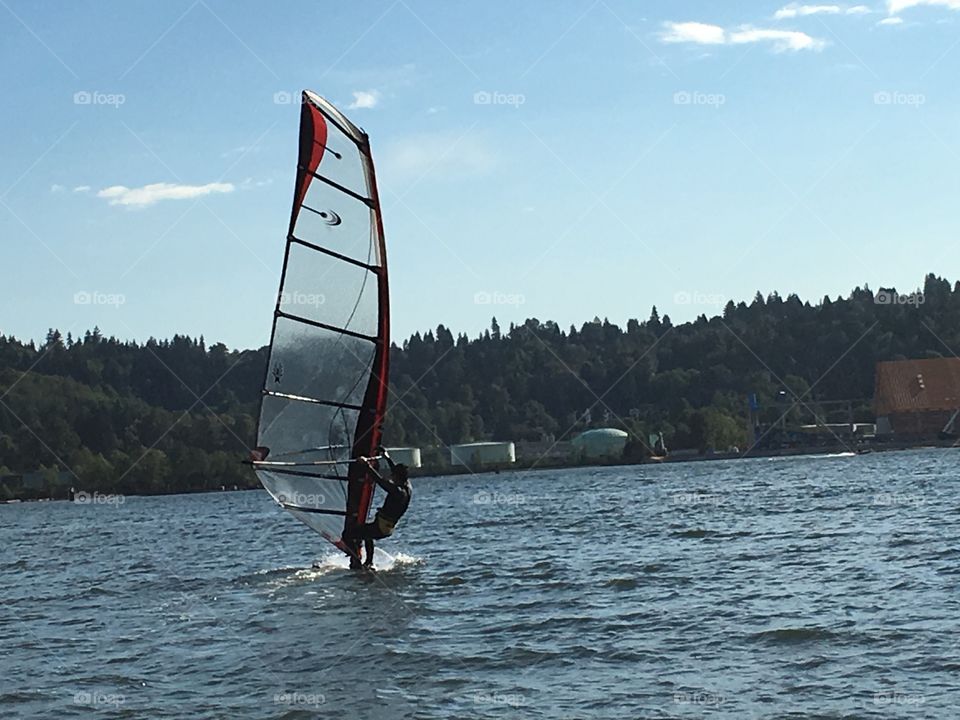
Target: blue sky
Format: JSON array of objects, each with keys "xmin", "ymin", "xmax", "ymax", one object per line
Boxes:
[{"xmin": 2, "ymin": 0, "xmax": 959, "ymax": 350}]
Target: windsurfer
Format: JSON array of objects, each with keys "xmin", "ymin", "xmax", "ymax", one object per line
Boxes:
[{"xmin": 343, "ymin": 449, "xmax": 412, "ymax": 568}]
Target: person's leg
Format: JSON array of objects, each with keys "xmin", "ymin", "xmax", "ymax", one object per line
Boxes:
[{"xmin": 363, "ymin": 537, "xmax": 375, "ymax": 566}]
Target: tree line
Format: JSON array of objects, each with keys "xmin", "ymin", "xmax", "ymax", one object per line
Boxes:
[{"xmin": 1, "ymin": 274, "xmax": 957, "ymax": 498}]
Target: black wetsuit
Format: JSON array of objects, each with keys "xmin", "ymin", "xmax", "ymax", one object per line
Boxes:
[
  {"xmin": 343, "ymin": 466, "xmax": 411, "ymax": 567},
  {"xmin": 354, "ymin": 474, "xmax": 411, "ymax": 541}
]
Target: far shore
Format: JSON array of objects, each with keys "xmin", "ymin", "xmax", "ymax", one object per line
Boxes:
[{"xmin": 4, "ymin": 438, "xmax": 955, "ymax": 505}]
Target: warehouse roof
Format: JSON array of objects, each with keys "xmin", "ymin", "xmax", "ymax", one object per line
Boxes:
[{"xmin": 874, "ymin": 358, "xmax": 960, "ymax": 415}]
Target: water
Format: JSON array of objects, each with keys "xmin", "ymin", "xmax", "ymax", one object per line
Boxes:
[{"xmin": 3, "ymin": 448, "xmax": 959, "ymax": 719}]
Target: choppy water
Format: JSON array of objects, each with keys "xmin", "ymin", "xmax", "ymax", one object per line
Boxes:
[{"xmin": 2, "ymin": 448, "xmax": 959, "ymax": 719}]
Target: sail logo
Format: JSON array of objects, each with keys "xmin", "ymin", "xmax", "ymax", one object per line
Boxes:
[
  {"xmin": 73, "ymin": 91, "xmax": 125, "ymax": 108},
  {"xmin": 473, "ymin": 91, "xmax": 525, "ymax": 108}
]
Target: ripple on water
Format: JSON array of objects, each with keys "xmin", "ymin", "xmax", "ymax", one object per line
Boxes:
[{"xmin": 4, "ymin": 449, "xmax": 960, "ymax": 718}]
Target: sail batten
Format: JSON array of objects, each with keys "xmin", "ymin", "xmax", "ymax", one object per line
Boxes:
[{"xmin": 253, "ymin": 90, "xmax": 390, "ymax": 549}]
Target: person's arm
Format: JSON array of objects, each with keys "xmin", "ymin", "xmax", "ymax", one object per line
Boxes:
[{"xmin": 362, "ymin": 457, "xmax": 395, "ymax": 495}]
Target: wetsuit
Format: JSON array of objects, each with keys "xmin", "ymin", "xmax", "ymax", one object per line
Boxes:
[{"xmin": 344, "ymin": 463, "xmax": 411, "ymax": 566}]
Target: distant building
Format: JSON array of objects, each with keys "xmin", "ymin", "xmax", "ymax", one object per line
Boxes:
[
  {"xmin": 450, "ymin": 442, "xmax": 515, "ymax": 467},
  {"xmin": 385, "ymin": 447, "xmax": 422, "ymax": 469},
  {"xmin": 572, "ymin": 428, "xmax": 629, "ymax": 460},
  {"xmin": 874, "ymin": 358, "xmax": 960, "ymax": 436}
]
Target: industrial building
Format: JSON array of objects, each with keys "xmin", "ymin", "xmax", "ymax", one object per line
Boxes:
[
  {"xmin": 874, "ymin": 358, "xmax": 960, "ymax": 436},
  {"xmin": 449, "ymin": 441, "xmax": 515, "ymax": 468},
  {"xmin": 384, "ymin": 447, "xmax": 422, "ymax": 468},
  {"xmin": 571, "ymin": 428, "xmax": 629, "ymax": 460}
]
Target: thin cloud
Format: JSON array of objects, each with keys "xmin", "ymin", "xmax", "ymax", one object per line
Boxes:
[
  {"xmin": 889, "ymin": 0, "xmax": 960, "ymax": 13},
  {"xmin": 661, "ymin": 21, "xmax": 726, "ymax": 44},
  {"xmin": 380, "ymin": 132, "xmax": 495, "ymax": 183},
  {"xmin": 661, "ymin": 21, "xmax": 826, "ymax": 51},
  {"xmin": 96, "ymin": 182, "xmax": 234, "ymax": 207},
  {"xmin": 774, "ymin": 3, "xmax": 872, "ymax": 18},
  {"xmin": 879, "ymin": 15, "xmax": 906, "ymax": 22},
  {"xmin": 50, "ymin": 184, "xmax": 65, "ymax": 193},
  {"xmin": 348, "ymin": 90, "xmax": 380, "ymax": 110},
  {"xmin": 775, "ymin": 4, "xmax": 843, "ymax": 19},
  {"xmin": 730, "ymin": 27, "xmax": 827, "ymax": 51},
  {"xmin": 73, "ymin": 185, "xmax": 91, "ymax": 193}
]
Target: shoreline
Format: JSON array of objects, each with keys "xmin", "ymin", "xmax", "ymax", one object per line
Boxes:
[{"xmin": 5, "ymin": 439, "xmax": 956, "ymax": 504}]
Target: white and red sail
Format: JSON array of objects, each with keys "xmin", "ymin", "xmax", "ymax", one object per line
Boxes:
[{"xmin": 253, "ymin": 90, "xmax": 389, "ymax": 548}]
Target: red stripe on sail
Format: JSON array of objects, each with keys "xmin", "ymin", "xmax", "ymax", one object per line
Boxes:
[
  {"xmin": 289, "ymin": 97, "xmax": 328, "ymax": 236},
  {"xmin": 345, "ymin": 135, "xmax": 390, "ymax": 541}
]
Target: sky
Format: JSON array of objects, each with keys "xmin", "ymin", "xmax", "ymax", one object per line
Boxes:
[{"xmin": 2, "ymin": 0, "xmax": 959, "ymax": 351}]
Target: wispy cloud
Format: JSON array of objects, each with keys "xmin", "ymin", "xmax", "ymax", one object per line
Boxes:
[
  {"xmin": 888, "ymin": 0, "xmax": 960, "ymax": 13},
  {"xmin": 731, "ymin": 27, "xmax": 827, "ymax": 50},
  {"xmin": 879, "ymin": 15, "xmax": 906, "ymax": 22},
  {"xmin": 381, "ymin": 131, "xmax": 495, "ymax": 183},
  {"xmin": 348, "ymin": 90, "xmax": 380, "ymax": 110},
  {"xmin": 775, "ymin": 4, "xmax": 843, "ymax": 19},
  {"xmin": 661, "ymin": 21, "xmax": 726, "ymax": 45},
  {"xmin": 96, "ymin": 182, "xmax": 234, "ymax": 207},
  {"xmin": 50, "ymin": 184, "xmax": 65, "ymax": 193},
  {"xmin": 774, "ymin": 3, "xmax": 872, "ymax": 17},
  {"xmin": 662, "ymin": 21, "xmax": 826, "ymax": 51},
  {"xmin": 73, "ymin": 185, "xmax": 91, "ymax": 193}
]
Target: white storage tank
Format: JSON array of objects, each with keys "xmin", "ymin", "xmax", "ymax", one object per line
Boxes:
[
  {"xmin": 384, "ymin": 447, "xmax": 422, "ymax": 469},
  {"xmin": 450, "ymin": 441, "xmax": 516, "ymax": 467},
  {"xmin": 572, "ymin": 428, "xmax": 629, "ymax": 460}
]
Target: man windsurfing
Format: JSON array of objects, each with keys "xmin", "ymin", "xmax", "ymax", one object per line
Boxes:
[{"xmin": 341, "ymin": 448, "xmax": 411, "ymax": 569}]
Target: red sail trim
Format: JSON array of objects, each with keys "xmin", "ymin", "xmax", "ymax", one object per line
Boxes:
[
  {"xmin": 344, "ymin": 132, "xmax": 390, "ymax": 540},
  {"xmin": 289, "ymin": 99, "xmax": 328, "ymax": 237}
]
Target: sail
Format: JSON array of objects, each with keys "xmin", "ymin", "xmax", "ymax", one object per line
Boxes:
[{"xmin": 253, "ymin": 90, "xmax": 389, "ymax": 548}]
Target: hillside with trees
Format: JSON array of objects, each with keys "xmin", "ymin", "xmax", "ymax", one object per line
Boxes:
[{"xmin": 1, "ymin": 274, "xmax": 958, "ymax": 498}]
